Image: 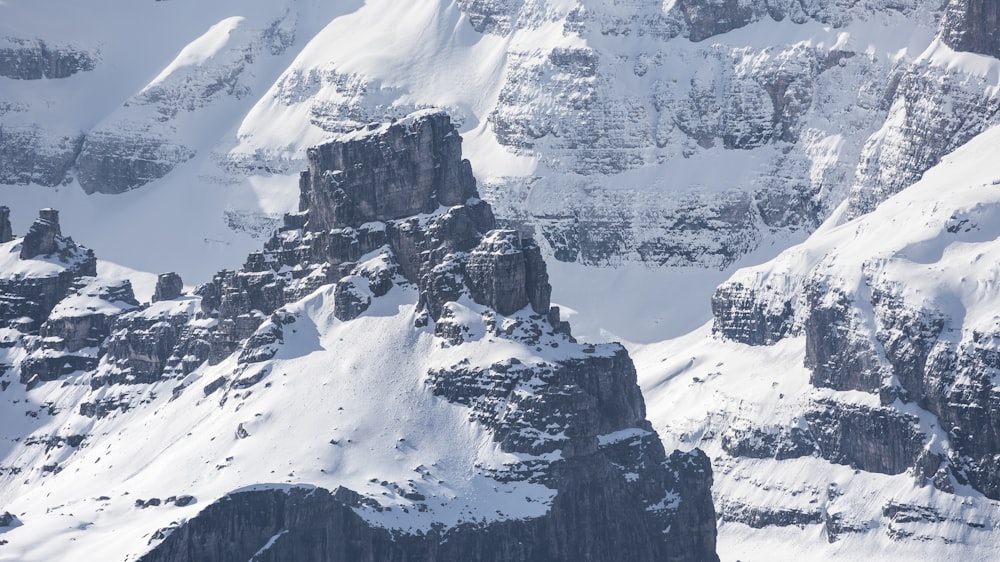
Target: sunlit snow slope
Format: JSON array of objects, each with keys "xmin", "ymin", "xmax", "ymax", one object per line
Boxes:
[
  {"xmin": 3, "ymin": 0, "xmax": 989, "ymax": 286},
  {"xmin": 638, "ymin": 124, "xmax": 1000, "ymax": 561}
]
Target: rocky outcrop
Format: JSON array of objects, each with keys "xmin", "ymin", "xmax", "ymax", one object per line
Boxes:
[
  {"xmin": 151, "ymin": 111, "xmax": 540, "ymax": 363},
  {"xmin": 20, "ymin": 278, "xmax": 139, "ymax": 388},
  {"xmin": 152, "ymin": 273, "xmax": 184, "ymax": 302},
  {"xmin": 0, "ymin": 125, "xmax": 83, "ymax": 187},
  {"xmin": 116, "ymin": 111, "xmax": 718, "ymax": 560},
  {"xmin": 0, "ymin": 112, "xmax": 717, "ymax": 560},
  {"xmin": 0, "ymin": 37, "xmax": 97, "ymax": 80},
  {"xmin": 711, "ymin": 281, "xmax": 794, "ymax": 345},
  {"xmin": 145, "ymin": 334, "xmax": 718, "ymax": 560},
  {"xmin": 803, "ymin": 283, "xmax": 885, "ymax": 393},
  {"xmin": 101, "ymin": 305, "xmax": 206, "ymax": 386},
  {"xmin": 464, "ymin": 230, "xmax": 550, "ymax": 316},
  {"xmin": 20, "ymin": 208, "xmax": 61, "ymax": 259},
  {"xmin": 0, "ymin": 206, "xmax": 11, "ymax": 243},
  {"xmin": 75, "ymin": 130, "xmax": 195, "ymax": 195},
  {"xmin": 847, "ymin": 68, "xmax": 1000, "ymax": 217},
  {"xmin": 144, "ymin": 449, "xmax": 716, "ymax": 562},
  {"xmin": 804, "ymin": 400, "xmax": 930, "ymax": 476},
  {"xmin": 942, "ymin": 0, "xmax": 1000, "ymax": 58},
  {"xmin": 0, "ymin": 209, "xmax": 97, "ymax": 332},
  {"xmin": 672, "ymin": 0, "xmax": 758, "ymax": 42},
  {"xmin": 298, "ymin": 111, "xmax": 478, "ymax": 231}
]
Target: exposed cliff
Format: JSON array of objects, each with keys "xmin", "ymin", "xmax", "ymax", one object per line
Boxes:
[
  {"xmin": 0, "ymin": 112, "xmax": 717, "ymax": 561},
  {"xmin": 641, "ymin": 125, "xmax": 1000, "ymax": 558},
  {"xmin": 4, "ymin": 0, "xmax": 998, "ymax": 277}
]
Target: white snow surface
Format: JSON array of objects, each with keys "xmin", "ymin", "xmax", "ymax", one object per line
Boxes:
[
  {"xmin": 629, "ymin": 125, "xmax": 1000, "ymax": 560},
  {"xmin": 0, "ymin": 283, "xmax": 562, "ymax": 561},
  {"xmin": 3, "ymin": 1, "xmax": 1000, "ymax": 560},
  {"xmin": 0, "ymin": 0, "xmax": 952, "ymax": 282}
]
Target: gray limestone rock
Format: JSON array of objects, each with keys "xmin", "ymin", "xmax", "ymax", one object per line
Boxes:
[
  {"xmin": 101, "ymin": 305, "xmax": 205, "ymax": 386},
  {"xmin": 942, "ymin": 0, "xmax": 1000, "ymax": 58},
  {"xmin": 0, "ymin": 208, "xmax": 97, "ymax": 333},
  {"xmin": 332, "ymin": 276, "xmax": 372, "ymax": 321},
  {"xmin": 0, "ymin": 38, "xmax": 97, "ymax": 80},
  {"xmin": 152, "ymin": 273, "xmax": 184, "ymax": 302},
  {"xmin": 804, "ymin": 399, "xmax": 928, "ymax": 476},
  {"xmin": 711, "ymin": 281, "xmax": 794, "ymax": 345},
  {"xmin": 0, "ymin": 125, "xmax": 83, "ymax": 186},
  {"xmin": 464, "ymin": 229, "xmax": 551, "ymax": 316},
  {"xmin": 299, "ymin": 111, "xmax": 478, "ymax": 232},
  {"xmin": 76, "ymin": 130, "xmax": 195, "ymax": 195},
  {"xmin": 673, "ymin": 0, "xmax": 758, "ymax": 42},
  {"xmin": 0, "ymin": 206, "xmax": 11, "ymax": 243},
  {"xmin": 20, "ymin": 208, "xmax": 61, "ymax": 259},
  {"xmin": 803, "ymin": 282, "xmax": 884, "ymax": 393}
]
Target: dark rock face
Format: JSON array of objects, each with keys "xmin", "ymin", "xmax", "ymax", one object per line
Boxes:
[
  {"xmin": 674, "ymin": 0, "xmax": 757, "ymax": 42},
  {"xmin": 711, "ymin": 281, "xmax": 793, "ymax": 345},
  {"xmin": 144, "ymin": 454, "xmax": 716, "ymax": 562},
  {"xmin": 21, "ymin": 278, "xmax": 139, "ymax": 388},
  {"xmin": 0, "ymin": 38, "xmax": 97, "ymax": 80},
  {"xmin": 803, "ymin": 283, "xmax": 884, "ymax": 392},
  {"xmin": 20, "ymin": 208, "xmax": 61, "ymax": 259},
  {"xmin": 76, "ymin": 130, "xmax": 195, "ymax": 195},
  {"xmin": 721, "ymin": 425, "xmax": 816, "ymax": 460},
  {"xmin": 0, "ymin": 209, "xmax": 97, "ymax": 333},
  {"xmin": 152, "ymin": 272, "xmax": 184, "ymax": 302},
  {"xmin": 804, "ymin": 400, "xmax": 929, "ymax": 476},
  {"xmin": 299, "ymin": 112, "xmax": 477, "ymax": 232},
  {"xmin": 0, "ymin": 206, "xmax": 11, "ymax": 243},
  {"xmin": 465, "ymin": 230, "xmax": 550, "ymax": 316},
  {"xmin": 100, "ymin": 302, "xmax": 208, "ymax": 386},
  {"xmin": 655, "ymin": 0, "xmax": 913, "ymax": 45},
  {"xmin": 127, "ymin": 112, "xmax": 718, "ymax": 561},
  {"xmin": 0, "ymin": 125, "xmax": 83, "ymax": 187},
  {"xmin": 942, "ymin": 0, "xmax": 1000, "ymax": 58},
  {"xmin": 720, "ymin": 398, "xmax": 932, "ymax": 477}
]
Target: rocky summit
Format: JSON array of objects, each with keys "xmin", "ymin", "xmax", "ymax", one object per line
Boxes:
[
  {"xmin": 6, "ymin": 1, "xmax": 1000, "ymax": 560},
  {"xmin": 0, "ymin": 112, "xmax": 717, "ymax": 561}
]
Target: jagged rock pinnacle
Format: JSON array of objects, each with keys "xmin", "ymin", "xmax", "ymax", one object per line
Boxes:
[
  {"xmin": 0, "ymin": 206, "xmax": 12, "ymax": 243},
  {"xmin": 152, "ymin": 272, "xmax": 184, "ymax": 302},
  {"xmin": 20, "ymin": 208, "xmax": 61, "ymax": 259}
]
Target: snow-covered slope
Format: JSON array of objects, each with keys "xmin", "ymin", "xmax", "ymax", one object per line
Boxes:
[
  {"xmin": 0, "ymin": 113, "xmax": 717, "ymax": 561},
  {"xmin": 6, "ymin": 0, "xmax": 1000, "ymax": 560},
  {"xmin": 3, "ymin": 0, "xmax": 998, "ymax": 283},
  {"xmin": 637, "ymin": 123, "xmax": 1000, "ymax": 560}
]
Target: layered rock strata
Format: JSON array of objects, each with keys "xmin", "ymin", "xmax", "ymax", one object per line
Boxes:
[{"xmin": 0, "ymin": 111, "xmax": 718, "ymax": 561}]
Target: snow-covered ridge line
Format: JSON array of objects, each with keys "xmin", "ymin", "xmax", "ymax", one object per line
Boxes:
[{"xmin": 0, "ymin": 111, "xmax": 718, "ymax": 561}]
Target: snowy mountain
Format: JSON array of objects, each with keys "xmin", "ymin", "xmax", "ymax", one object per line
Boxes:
[
  {"xmin": 0, "ymin": 112, "xmax": 717, "ymax": 560},
  {"xmin": 4, "ymin": 0, "xmax": 1000, "ymax": 560},
  {"xmin": 639, "ymin": 123, "xmax": 1000, "ymax": 560},
  {"xmin": 4, "ymin": 0, "xmax": 997, "ymax": 278}
]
